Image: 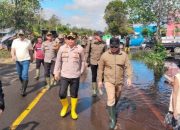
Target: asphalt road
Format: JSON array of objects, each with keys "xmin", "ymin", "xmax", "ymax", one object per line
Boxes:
[{"xmin": 0, "ymin": 62, "xmax": 166, "ymax": 130}]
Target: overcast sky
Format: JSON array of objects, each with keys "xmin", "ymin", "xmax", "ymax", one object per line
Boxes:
[{"xmin": 41, "ymin": 0, "xmax": 112, "ymax": 31}]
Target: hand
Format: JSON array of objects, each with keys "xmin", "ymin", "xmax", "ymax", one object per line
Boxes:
[
  {"xmin": 54, "ymin": 74, "xmax": 60, "ymax": 81},
  {"xmin": 98, "ymin": 82, "xmax": 103, "ymax": 89},
  {"xmin": 30, "ymin": 58, "xmax": 33, "ymax": 63},
  {"xmin": 12, "ymin": 56, "xmax": 16, "ymax": 62},
  {"xmin": 174, "ymin": 111, "xmax": 179, "ymax": 120},
  {"xmin": 0, "ymin": 109, "xmax": 3, "ymax": 115},
  {"xmin": 127, "ymin": 78, "xmax": 132, "ymax": 89}
]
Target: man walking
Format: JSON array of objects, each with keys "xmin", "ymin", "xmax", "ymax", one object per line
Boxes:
[
  {"xmin": 54, "ymin": 32, "xmax": 85, "ymax": 120},
  {"xmin": 98, "ymin": 37, "xmax": 132, "ymax": 129},
  {"xmin": 86, "ymin": 31, "xmax": 106, "ymax": 97},
  {"xmin": 11, "ymin": 30, "xmax": 33, "ymax": 96},
  {"xmin": 42, "ymin": 32, "xmax": 59, "ymax": 89}
]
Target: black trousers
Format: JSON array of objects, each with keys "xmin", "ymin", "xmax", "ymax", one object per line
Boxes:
[
  {"xmin": 90, "ymin": 64, "xmax": 98, "ymax": 82},
  {"xmin": 59, "ymin": 77, "xmax": 80, "ymax": 99},
  {"xmin": 0, "ymin": 80, "xmax": 5, "ymax": 111},
  {"xmin": 44, "ymin": 61, "xmax": 55, "ymax": 77},
  {"xmin": 36, "ymin": 59, "xmax": 44, "ymax": 69}
]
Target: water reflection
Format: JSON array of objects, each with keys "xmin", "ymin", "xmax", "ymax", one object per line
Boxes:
[{"xmin": 131, "ymin": 60, "xmax": 172, "ymax": 110}]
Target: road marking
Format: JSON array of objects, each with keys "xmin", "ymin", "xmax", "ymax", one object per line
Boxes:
[{"xmin": 10, "ymin": 88, "xmax": 48, "ymax": 130}]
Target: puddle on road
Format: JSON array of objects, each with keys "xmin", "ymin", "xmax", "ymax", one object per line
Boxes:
[
  {"xmin": 114, "ymin": 60, "xmax": 171, "ymax": 129},
  {"xmin": 79, "ymin": 60, "xmax": 170, "ymax": 130},
  {"xmin": 130, "ymin": 60, "xmax": 171, "ymax": 109}
]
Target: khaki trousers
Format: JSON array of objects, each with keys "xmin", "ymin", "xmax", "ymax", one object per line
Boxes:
[{"xmin": 105, "ymin": 82, "xmax": 122, "ymax": 106}]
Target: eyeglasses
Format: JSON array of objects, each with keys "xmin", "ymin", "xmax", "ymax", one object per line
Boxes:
[
  {"xmin": 67, "ymin": 37, "xmax": 75, "ymax": 40},
  {"xmin": 19, "ymin": 34, "xmax": 24, "ymax": 36},
  {"xmin": 110, "ymin": 46, "xmax": 119, "ymax": 48}
]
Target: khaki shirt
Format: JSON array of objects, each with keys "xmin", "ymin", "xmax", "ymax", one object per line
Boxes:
[
  {"xmin": 98, "ymin": 50, "xmax": 132, "ymax": 86},
  {"xmin": 54, "ymin": 44, "xmax": 85, "ymax": 78},
  {"xmin": 42, "ymin": 41, "xmax": 58, "ymax": 63},
  {"xmin": 86, "ymin": 40, "xmax": 106, "ymax": 65}
]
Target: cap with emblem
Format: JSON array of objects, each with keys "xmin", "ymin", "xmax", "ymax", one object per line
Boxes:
[
  {"xmin": 18, "ymin": 30, "xmax": 25, "ymax": 35},
  {"xmin": 110, "ymin": 37, "xmax": 120, "ymax": 48},
  {"xmin": 67, "ymin": 32, "xmax": 78, "ymax": 39},
  {"xmin": 46, "ymin": 31, "xmax": 52, "ymax": 36}
]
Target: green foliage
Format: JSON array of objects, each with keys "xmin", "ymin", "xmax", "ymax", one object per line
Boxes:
[
  {"xmin": 142, "ymin": 28, "xmax": 149, "ymax": 37},
  {"xmin": 131, "ymin": 44, "xmax": 167, "ymax": 79},
  {"xmin": 126, "ymin": 0, "xmax": 156, "ymax": 24},
  {"xmin": 0, "ymin": 0, "xmax": 14, "ymax": 28},
  {"xmin": 160, "ymin": 27, "xmax": 166, "ymax": 37},
  {"xmin": 104, "ymin": 0, "xmax": 129, "ymax": 36},
  {"xmin": 0, "ymin": 50, "xmax": 11, "ymax": 58},
  {"xmin": 175, "ymin": 27, "xmax": 180, "ymax": 33},
  {"xmin": 0, "ymin": 0, "xmax": 41, "ymax": 31}
]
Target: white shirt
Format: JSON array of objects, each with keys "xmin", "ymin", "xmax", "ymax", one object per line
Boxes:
[
  {"xmin": 106, "ymin": 39, "xmax": 110, "ymax": 48},
  {"xmin": 11, "ymin": 38, "xmax": 33, "ymax": 61}
]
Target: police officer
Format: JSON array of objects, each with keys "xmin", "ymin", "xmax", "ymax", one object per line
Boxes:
[
  {"xmin": 86, "ymin": 31, "xmax": 106, "ymax": 96},
  {"xmin": 54, "ymin": 32, "xmax": 85, "ymax": 120},
  {"xmin": 42, "ymin": 32, "xmax": 59, "ymax": 89},
  {"xmin": 98, "ymin": 37, "xmax": 132, "ymax": 129}
]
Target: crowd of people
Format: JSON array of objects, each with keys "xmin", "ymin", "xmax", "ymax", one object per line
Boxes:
[
  {"xmin": 7, "ymin": 29, "xmax": 132, "ymax": 128},
  {"xmin": 0, "ymin": 29, "xmax": 179, "ymax": 130}
]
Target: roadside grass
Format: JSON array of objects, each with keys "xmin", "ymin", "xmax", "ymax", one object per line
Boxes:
[{"xmin": 0, "ymin": 49, "xmax": 11, "ymax": 59}]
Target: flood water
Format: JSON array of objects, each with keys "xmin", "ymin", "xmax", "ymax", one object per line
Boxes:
[{"xmin": 130, "ymin": 60, "xmax": 171, "ymax": 114}]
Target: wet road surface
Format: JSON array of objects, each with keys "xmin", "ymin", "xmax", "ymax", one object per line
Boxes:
[{"xmin": 0, "ymin": 61, "xmax": 170, "ymax": 130}]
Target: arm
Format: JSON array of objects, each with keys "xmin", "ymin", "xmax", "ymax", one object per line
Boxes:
[
  {"xmin": 41, "ymin": 42, "xmax": 45, "ymax": 53},
  {"xmin": 85, "ymin": 41, "xmax": 91, "ymax": 64},
  {"xmin": 11, "ymin": 41, "xmax": 16, "ymax": 61},
  {"xmin": 97, "ymin": 54, "xmax": 105, "ymax": 86},
  {"xmin": 125, "ymin": 55, "xmax": 133, "ymax": 86},
  {"xmin": 172, "ymin": 76, "xmax": 179, "ymax": 119},
  {"xmin": 54, "ymin": 48, "xmax": 62, "ymax": 80},
  {"xmin": 28, "ymin": 42, "xmax": 34, "ymax": 62},
  {"xmin": 80, "ymin": 49, "xmax": 86, "ymax": 75}
]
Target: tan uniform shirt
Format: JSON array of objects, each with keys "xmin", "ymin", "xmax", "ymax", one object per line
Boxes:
[
  {"xmin": 42, "ymin": 41, "xmax": 58, "ymax": 63},
  {"xmin": 54, "ymin": 44, "xmax": 85, "ymax": 78},
  {"xmin": 98, "ymin": 50, "xmax": 132, "ymax": 86},
  {"xmin": 86, "ymin": 40, "xmax": 106, "ymax": 65}
]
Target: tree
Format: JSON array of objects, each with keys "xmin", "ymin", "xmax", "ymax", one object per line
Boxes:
[
  {"xmin": 13, "ymin": 0, "xmax": 41, "ymax": 31},
  {"xmin": 0, "ymin": 0, "xmax": 14, "ymax": 29},
  {"xmin": 104, "ymin": 0, "xmax": 129, "ymax": 36},
  {"xmin": 126, "ymin": 0, "xmax": 180, "ymax": 42},
  {"xmin": 0, "ymin": 0, "xmax": 41, "ymax": 31}
]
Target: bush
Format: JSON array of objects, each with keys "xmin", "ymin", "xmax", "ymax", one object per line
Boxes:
[
  {"xmin": 0, "ymin": 50, "xmax": 11, "ymax": 59},
  {"xmin": 131, "ymin": 44, "xmax": 167, "ymax": 80}
]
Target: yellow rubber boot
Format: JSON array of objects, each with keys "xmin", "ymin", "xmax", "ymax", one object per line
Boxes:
[
  {"xmin": 60, "ymin": 98, "xmax": 69, "ymax": 117},
  {"xmin": 71, "ymin": 98, "xmax": 78, "ymax": 120}
]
